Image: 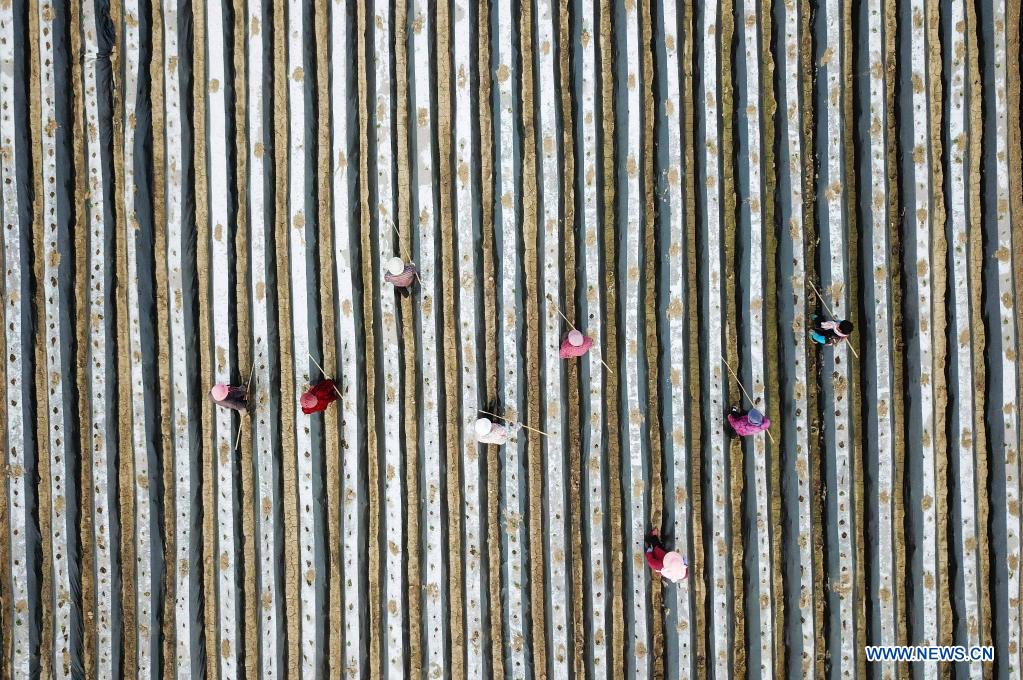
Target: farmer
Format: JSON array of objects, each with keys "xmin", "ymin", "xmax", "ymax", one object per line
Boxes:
[
  {"xmin": 559, "ymin": 329, "xmax": 593, "ymax": 359},
  {"xmin": 810, "ymin": 316, "xmax": 854, "ymax": 347},
  {"xmin": 726, "ymin": 406, "xmax": 771, "ymax": 438},
  {"xmin": 300, "ymin": 379, "xmax": 340, "ymax": 415},
  {"xmin": 210, "ymin": 383, "xmax": 247, "ymax": 411},
  {"xmin": 473, "ymin": 416, "xmax": 521, "ymax": 445},
  {"xmin": 384, "ymin": 256, "xmax": 417, "ymax": 298},
  {"xmin": 644, "ymin": 529, "xmax": 688, "ymax": 583}
]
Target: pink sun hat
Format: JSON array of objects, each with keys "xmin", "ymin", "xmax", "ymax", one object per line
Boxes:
[
  {"xmin": 568, "ymin": 329, "xmax": 585, "ymax": 347},
  {"xmin": 660, "ymin": 551, "xmax": 687, "ymax": 582},
  {"xmin": 211, "ymin": 384, "xmax": 230, "ymax": 401},
  {"xmin": 300, "ymin": 392, "xmax": 318, "ymax": 409}
]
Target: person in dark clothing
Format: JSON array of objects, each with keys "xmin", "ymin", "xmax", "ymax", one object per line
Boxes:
[
  {"xmin": 210, "ymin": 383, "xmax": 248, "ymax": 411},
  {"xmin": 809, "ymin": 316, "xmax": 853, "ymax": 346}
]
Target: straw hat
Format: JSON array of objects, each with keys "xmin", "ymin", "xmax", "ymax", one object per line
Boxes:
[
  {"xmin": 661, "ymin": 551, "xmax": 687, "ymax": 582},
  {"xmin": 474, "ymin": 417, "xmax": 492, "ymax": 437},
  {"xmin": 568, "ymin": 329, "xmax": 585, "ymax": 347},
  {"xmin": 211, "ymin": 384, "xmax": 229, "ymax": 401},
  {"xmin": 386, "ymin": 257, "xmax": 406, "ymax": 276}
]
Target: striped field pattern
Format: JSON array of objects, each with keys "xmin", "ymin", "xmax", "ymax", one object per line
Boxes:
[{"xmin": 0, "ymin": 0, "xmax": 1022, "ymax": 678}]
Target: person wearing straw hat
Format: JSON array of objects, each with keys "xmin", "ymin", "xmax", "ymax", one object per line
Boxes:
[
  {"xmin": 300, "ymin": 379, "xmax": 340, "ymax": 415},
  {"xmin": 384, "ymin": 256, "xmax": 417, "ymax": 297},
  {"xmin": 559, "ymin": 329, "xmax": 593, "ymax": 359},
  {"xmin": 810, "ymin": 315, "xmax": 853, "ymax": 347},
  {"xmin": 644, "ymin": 529, "xmax": 689, "ymax": 584},
  {"xmin": 726, "ymin": 405, "xmax": 771, "ymax": 437},
  {"xmin": 473, "ymin": 415, "xmax": 521, "ymax": 445},
  {"xmin": 210, "ymin": 383, "xmax": 248, "ymax": 411}
]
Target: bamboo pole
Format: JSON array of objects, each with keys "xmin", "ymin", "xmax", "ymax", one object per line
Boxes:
[
  {"xmin": 720, "ymin": 355, "xmax": 775, "ymax": 444},
  {"xmin": 806, "ymin": 279, "xmax": 860, "ymax": 359},
  {"xmin": 233, "ymin": 358, "xmax": 256, "ymax": 450}
]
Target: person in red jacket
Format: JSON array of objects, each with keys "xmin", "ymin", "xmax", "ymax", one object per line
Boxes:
[
  {"xmin": 300, "ymin": 379, "xmax": 340, "ymax": 414},
  {"xmin": 644, "ymin": 529, "xmax": 688, "ymax": 583}
]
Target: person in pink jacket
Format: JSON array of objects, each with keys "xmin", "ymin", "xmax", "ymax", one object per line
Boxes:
[
  {"xmin": 384, "ymin": 256, "xmax": 417, "ymax": 298},
  {"xmin": 473, "ymin": 416, "xmax": 521, "ymax": 445},
  {"xmin": 559, "ymin": 329, "xmax": 593, "ymax": 359},
  {"xmin": 726, "ymin": 406, "xmax": 771, "ymax": 437}
]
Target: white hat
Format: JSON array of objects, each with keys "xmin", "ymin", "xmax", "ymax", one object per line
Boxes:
[
  {"xmin": 474, "ymin": 417, "xmax": 492, "ymax": 437},
  {"xmin": 568, "ymin": 329, "xmax": 585, "ymax": 347},
  {"xmin": 386, "ymin": 256, "xmax": 406, "ymax": 276},
  {"xmin": 661, "ymin": 551, "xmax": 687, "ymax": 582}
]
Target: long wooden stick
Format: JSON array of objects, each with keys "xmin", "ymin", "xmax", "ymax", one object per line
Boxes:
[
  {"xmin": 547, "ymin": 292, "xmax": 577, "ymax": 331},
  {"xmin": 721, "ymin": 355, "xmax": 754, "ymax": 403},
  {"xmin": 472, "ymin": 406, "xmax": 550, "ymax": 438},
  {"xmin": 244, "ymin": 358, "xmax": 255, "ymax": 392},
  {"xmin": 806, "ymin": 279, "xmax": 859, "ymax": 359},
  {"xmin": 545, "ymin": 293, "xmax": 613, "ymax": 373},
  {"xmin": 720, "ymin": 355, "xmax": 775, "ymax": 444},
  {"xmin": 806, "ymin": 278, "xmax": 836, "ymax": 318},
  {"xmin": 307, "ymin": 353, "xmax": 345, "ymax": 400},
  {"xmin": 234, "ymin": 358, "xmax": 256, "ymax": 450}
]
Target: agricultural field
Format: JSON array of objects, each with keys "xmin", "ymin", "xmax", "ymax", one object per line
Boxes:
[{"xmin": 0, "ymin": 0, "xmax": 1020, "ymax": 677}]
